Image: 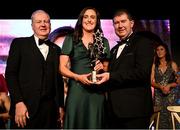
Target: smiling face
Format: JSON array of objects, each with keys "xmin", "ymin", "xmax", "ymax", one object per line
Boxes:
[
  {"xmin": 82, "ymin": 9, "xmax": 97, "ymax": 33},
  {"xmin": 113, "ymin": 12, "xmax": 134, "ymax": 40},
  {"xmin": 31, "ymin": 10, "xmax": 51, "ymax": 39}
]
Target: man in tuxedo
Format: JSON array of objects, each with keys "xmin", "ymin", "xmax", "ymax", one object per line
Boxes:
[
  {"xmin": 97, "ymin": 9, "xmax": 154, "ymax": 128},
  {"xmin": 5, "ymin": 10, "xmax": 64, "ymax": 128}
]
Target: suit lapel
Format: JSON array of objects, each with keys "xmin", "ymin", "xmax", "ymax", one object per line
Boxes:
[
  {"xmin": 116, "ymin": 44, "xmax": 129, "ymax": 60},
  {"xmin": 110, "ymin": 34, "xmax": 135, "ymax": 68},
  {"xmin": 46, "ymin": 41, "xmax": 56, "ymax": 62},
  {"xmin": 110, "ymin": 44, "xmax": 119, "ymax": 66},
  {"xmin": 46, "ymin": 45, "xmax": 52, "ymax": 62},
  {"xmin": 29, "ymin": 36, "xmax": 45, "ymax": 62},
  {"xmin": 111, "ymin": 43, "xmax": 129, "ymax": 62}
]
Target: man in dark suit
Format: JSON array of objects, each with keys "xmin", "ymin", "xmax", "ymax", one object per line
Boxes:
[
  {"xmin": 5, "ymin": 10, "xmax": 64, "ymax": 128},
  {"xmin": 97, "ymin": 9, "xmax": 154, "ymax": 128}
]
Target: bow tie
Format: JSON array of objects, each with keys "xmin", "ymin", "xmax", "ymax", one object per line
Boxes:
[
  {"xmin": 117, "ymin": 38, "xmax": 129, "ymax": 46},
  {"xmin": 38, "ymin": 39, "xmax": 50, "ymax": 46}
]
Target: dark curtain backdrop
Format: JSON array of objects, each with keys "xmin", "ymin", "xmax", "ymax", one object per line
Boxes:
[
  {"xmin": 135, "ymin": 19, "xmax": 180, "ymax": 67},
  {"xmin": 135, "ymin": 20, "xmax": 171, "ymax": 50}
]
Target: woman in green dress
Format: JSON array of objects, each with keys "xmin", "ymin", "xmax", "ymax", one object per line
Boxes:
[{"xmin": 60, "ymin": 7, "xmax": 110, "ymax": 129}]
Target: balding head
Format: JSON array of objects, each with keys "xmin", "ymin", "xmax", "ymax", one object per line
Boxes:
[{"xmin": 31, "ymin": 10, "xmax": 50, "ymax": 23}]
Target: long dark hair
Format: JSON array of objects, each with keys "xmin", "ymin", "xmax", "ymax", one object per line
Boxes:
[
  {"xmin": 154, "ymin": 42, "xmax": 172, "ymax": 67},
  {"xmin": 73, "ymin": 7, "xmax": 103, "ymax": 44}
]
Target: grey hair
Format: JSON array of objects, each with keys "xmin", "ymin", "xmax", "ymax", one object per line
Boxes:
[{"xmin": 31, "ymin": 10, "xmax": 50, "ymax": 23}]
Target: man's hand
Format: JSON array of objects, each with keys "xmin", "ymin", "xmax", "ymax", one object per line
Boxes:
[
  {"xmin": 15, "ymin": 102, "xmax": 29, "ymax": 128},
  {"xmin": 96, "ymin": 72, "xmax": 110, "ymax": 84}
]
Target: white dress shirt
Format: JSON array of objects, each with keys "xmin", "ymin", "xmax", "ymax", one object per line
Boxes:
[
  {"xmin": 34, "ymin": 35, "xmax": 49, "ymax": 60},
  {"xmin": 116, "ymin": 43, "xmax": 126, "ymax": 59}
]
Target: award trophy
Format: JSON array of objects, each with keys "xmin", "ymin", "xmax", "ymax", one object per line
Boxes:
[{"xmin": 88, "ymin": 29, "xmax": 106, "ymax": 83}]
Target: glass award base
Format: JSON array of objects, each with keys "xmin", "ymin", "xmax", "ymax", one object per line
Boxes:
[{"xmin": 91, "ymin": 70, "xmax": 97, "ymax": 83}]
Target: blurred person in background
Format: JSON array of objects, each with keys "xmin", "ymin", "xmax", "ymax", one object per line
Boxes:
[
  {"xmin": 151, "ymin": 42, "xmax": 179, "ymax": 129},
  {"xmin": 0, "ymin": 73, "xmax": 10, "ymax": 129}
]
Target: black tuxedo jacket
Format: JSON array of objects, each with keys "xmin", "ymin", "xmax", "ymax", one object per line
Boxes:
[
  {"xmin": 5, "ymin": 36, "xmax": 64, "ymax": 118},
  {"xmin": 108, "ymin": 33, "xmax": 154, "ymax": 118}
]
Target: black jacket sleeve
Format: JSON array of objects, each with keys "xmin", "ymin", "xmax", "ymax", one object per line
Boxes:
[
  {"xmin": 5, "ymin": 38, "xmax": 23, "ymax": 104},
  {"xmin": 54, "ymin": 45, "xmax": 64, "ymax": 108}
]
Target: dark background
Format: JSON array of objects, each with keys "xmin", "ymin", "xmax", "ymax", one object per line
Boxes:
[{"xmin": 1, "ymin": 0, "xmax": 180, "ymax": 65}]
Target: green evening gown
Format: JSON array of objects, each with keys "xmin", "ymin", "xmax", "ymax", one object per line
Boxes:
[{"xmin": 62, "ymin": 35, "xmax": 110, "ymax": 129}]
